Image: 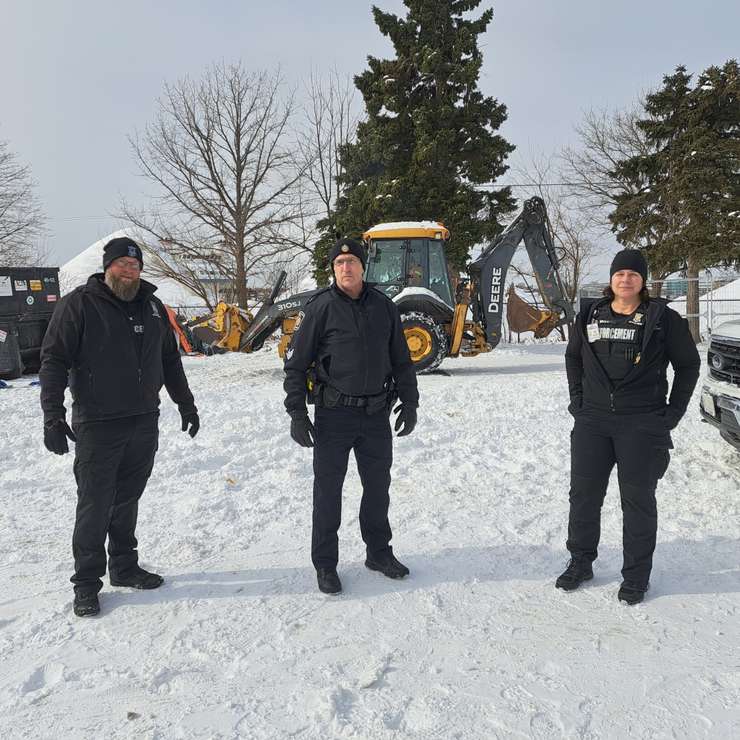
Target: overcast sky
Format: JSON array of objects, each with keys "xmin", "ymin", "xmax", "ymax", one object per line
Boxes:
[{"xmin": 2, "ymin": 0, "xmax": 738, "ymax": 268}]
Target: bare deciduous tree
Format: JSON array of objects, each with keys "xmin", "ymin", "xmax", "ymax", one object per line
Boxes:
[
  {"xmin": 299, "ymin": 69, "xmax": 358, "ymax": 222},
  {"xmin": 560, "ymin": 105, "xmax": 673, "ymax": 288},
  {"xmin": 283, "ymin": 69, "xmax": 359, "ymax": 262},
  {"xmin": 120, "ymin": 63, "xmax": 305, "ymax": 307},
  {"xmin": 510, "ymin": 153, "xmax": 603, "ymax": 306},
  {"xmin": 560, "ymin": 106, "xmax": 651, "ymax": 214},
  {"xmin": 0, "ymin": 138, "xmax": 46, "ymax": 266}
]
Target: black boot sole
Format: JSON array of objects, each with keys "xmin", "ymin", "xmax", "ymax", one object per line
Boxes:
[
  {"xmin": 555, "ymin": 573, "xmax": 593, "ymax": 591},
  {"xmin": 74, "ymin": 606, "xmax": 100, "ymax": 617},
  {"xmin": 618, "ymin": 590, "xmax": 646, "ymax": 605},
  {"xmin": 318, "ymin": 583, "xmax": 342, "ymax": 594},
  {"xmin": 110, "ymin": 576, "xmax": 164, "ymax": 590},
  {"xmin": 73, "ymin": 599, "xmax": 100, "ymax": 617},
  {"xmin": 365, "ymin": 560, "xmax": 409, "ymax": 579}
]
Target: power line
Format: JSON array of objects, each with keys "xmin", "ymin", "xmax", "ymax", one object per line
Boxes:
[
  {"xmin": 48, "ymin": 216, "xmax": 123, "ymax": 222},
  {"xmin": 47, "ymin": 181, "xmax": 618, "ymax": 221},
  {"xmin": 485, "ymin": 181, "xmax": 613, "ymax": 188}
]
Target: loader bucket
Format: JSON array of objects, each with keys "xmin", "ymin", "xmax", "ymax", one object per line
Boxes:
[
  {"xmin": 506, "ymin": 284, "xmax": 560, "ymax": 338},
  {"xmin": 188, "ymin": 303, "xmax": 254, "ymax": 352}
]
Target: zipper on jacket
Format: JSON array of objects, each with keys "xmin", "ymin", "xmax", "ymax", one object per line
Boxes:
[
  {"xmin": 359, "ymin": 303, "xmax": 369, "ymax": 393},
  {"xmin": 610, "ymin": 391, "xmax": 615, "ymax": 412}
]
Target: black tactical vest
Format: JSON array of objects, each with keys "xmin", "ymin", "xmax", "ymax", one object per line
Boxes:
[{"xmin": 589, "ymin": 304, "xmax": 646, "ymax": 382}]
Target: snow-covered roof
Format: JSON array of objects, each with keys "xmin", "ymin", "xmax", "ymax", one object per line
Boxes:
[
  {"xmin": 59, "ymin": 230, "xmax": 205, "ymax": 306},
  {"xmin": 363, "ymin": 221, "xmax": 450, "ymax": 240},
  {"xmin": 365, "ymin": 221, "xmax": 445, "ymax": 234}
]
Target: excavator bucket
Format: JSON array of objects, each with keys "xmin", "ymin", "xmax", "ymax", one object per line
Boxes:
[
  {"xmin": 506, "ymin": 284, "xmax": 561, "ymax": 338},
  {"xmin": 185, "ymin": 271, "xmax": 321, "ymax": 356},
  {"xmin": 188, "ymin": 302, "xmax": 255, "ymax": 352}
]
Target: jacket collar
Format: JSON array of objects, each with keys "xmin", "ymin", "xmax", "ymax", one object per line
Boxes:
[
  {"xmin": 586, "ymin": 297, "xmax": 665, "ymax": 349},
  {"xmin": 331, "ymin": 281, "xmax": 367, "ymax": 304},
  {"xmin": 85, "ymin": 273, "xmax": 158, "ymax": 304}
]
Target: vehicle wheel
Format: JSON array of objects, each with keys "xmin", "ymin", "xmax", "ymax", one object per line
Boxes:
[{"xmin": 400, "ymin": 311, "xmax": 448, "ymax": 374}]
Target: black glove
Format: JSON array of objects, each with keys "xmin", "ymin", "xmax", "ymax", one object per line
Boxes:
[
  {"xmin": 180, "ymin": 410, "xmax": 200, "ymax": 438},
  {"xmin": 567, "ymin": 396, "xmax": 583, "ymax": 416},
  {"xmin": 393, "ymin": 403, "xmax": 417, "ymax": 437},
  {"xmin": 290, "ymin": 412, "xmax": 315, "ymax": 448},
  {"xmin": 43, "ymin": 419, "xmax": 76, "ymax": 455},
  {"xmin": 663, "ymin": 405, "xmax": 682, "ymax": 430}
]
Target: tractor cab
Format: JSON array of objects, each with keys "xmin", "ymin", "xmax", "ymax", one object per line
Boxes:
[{"xmin": 362, "ymin": 221, "xmax": 454, "ymax": 307}]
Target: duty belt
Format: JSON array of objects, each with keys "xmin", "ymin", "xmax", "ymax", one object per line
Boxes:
[
  {"xmin": 337, "ymin": 392, "xmax": 381, "ymax": 407},
  {"xmin": 315, "ymin": 381, "xmax": 395, "ymax": 414}
]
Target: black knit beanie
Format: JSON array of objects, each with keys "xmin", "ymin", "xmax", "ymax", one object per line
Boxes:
[
  {"xmin": 329, "ymin": 238, "xmax": 366, "ymax": 267},
  {"xmin": 102, "ymin": 237, "xmax": 143, "ymax": 271},
  {"xmin": 609, "ymin": 249, "xmax": 647, "ymax": 282}
]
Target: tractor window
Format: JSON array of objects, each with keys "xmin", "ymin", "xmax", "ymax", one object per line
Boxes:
[
  {"xmin": 428, "ymin": 241, "xmax": 454, "ymax": 306},
  {"xmin": 405, "ymin": 239, "xmax": 428, "ymax": 288},
  {"xmin": 365, "ymin": 241, "xmax": 405, "ymax": 290}
]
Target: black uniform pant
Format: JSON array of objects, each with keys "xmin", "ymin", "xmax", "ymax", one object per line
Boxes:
[
  {"xmin": 71, "ymin": 413, "xmax": 159, "ymax": 594},
  {"xmin": 568, "ymin": 412, "xmax": 671, "ymax": 587},
  {"xmin": 311, "ymin": 406, "xmax": 394, "ymax": 570}
]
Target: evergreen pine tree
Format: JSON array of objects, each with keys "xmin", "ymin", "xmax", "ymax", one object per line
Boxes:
[
  {"xmin": 611, "ymin": 61, "xmax": 740, "ymax": 340},
  {"xmin": 315, "ymin": 0, "xmax": 515, "ymax": 283}
]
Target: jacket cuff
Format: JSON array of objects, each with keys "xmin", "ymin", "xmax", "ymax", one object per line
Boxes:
[
  {"xmin": 665, "ymin": 406, "xmax": 683, "ymax": 429},
  {"xmin": 43, "ymin": 410, "xmax": 65, "ymax": 425},
  {"xmin": 567, "ymin": 396, "xmax": 582, "ymax": 414}
]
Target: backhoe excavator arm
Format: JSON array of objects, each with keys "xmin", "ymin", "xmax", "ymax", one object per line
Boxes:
[
  {"xmin": 468, "ymin": 197, "xmax": 574, "ymax": 349},
  {"xmin": 237, "ymin": 271, "xmax": 323, "ymax": 353}
]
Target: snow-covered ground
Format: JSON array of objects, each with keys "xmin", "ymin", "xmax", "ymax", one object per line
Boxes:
[{"xmin": 1, "ymin": 344, "xmax": 738, "ymax": 739}]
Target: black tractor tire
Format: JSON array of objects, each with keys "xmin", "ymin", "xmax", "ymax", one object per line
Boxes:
[{"xmin": 400, "ymin": 311, "xmax": 448, "ymax": 374}]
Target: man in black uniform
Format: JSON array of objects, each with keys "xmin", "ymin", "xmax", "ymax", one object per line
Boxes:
[
  {"xmin": 40, "ymin": 237, "xmax": 199, "ymax": 617},
  {"xmin": 284, "ymin": 238, "xmax": 419, "ymax": 594},
  {"xmin": 558, "ymin": 249, "xmax": 700, "ymax": 604}
]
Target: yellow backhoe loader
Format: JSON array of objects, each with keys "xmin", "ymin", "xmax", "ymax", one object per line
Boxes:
[{"xmin": 190, "ymin": 197, "xmax": 574, "ymax": 373}]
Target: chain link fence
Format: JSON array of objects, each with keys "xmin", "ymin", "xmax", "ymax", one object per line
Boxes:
[{"xmin": 579, "ymin": 276, "xmax": 740, "ymax": 340}]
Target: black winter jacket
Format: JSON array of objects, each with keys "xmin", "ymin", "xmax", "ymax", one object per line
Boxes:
[
  {"xmin": 283, "ymin": 283, "xmax": 419, "ymax": 414},
  {"xmin": 565, "ymin": 297, "xmax": 700, "ymax": 427},
  {"xmin": 39, "ymin": 274, "xmax": 196, "ymax": 424}
]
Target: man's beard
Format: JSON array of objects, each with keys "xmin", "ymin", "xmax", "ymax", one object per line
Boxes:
[{"xmin": 105, "ymin": 273, "xmax": 140, "ymax": 301}]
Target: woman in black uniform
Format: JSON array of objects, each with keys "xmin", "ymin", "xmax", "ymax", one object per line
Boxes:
[{"xmin": 557, "ymin": 249, "xmax": 700, "ymax": 604}]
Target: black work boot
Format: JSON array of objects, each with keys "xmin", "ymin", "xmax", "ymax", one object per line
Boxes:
[
  {"xmin": 316, "ymin": 568, "xmax": 342, "ymax": 594},
  {"xmin": 365, "ymin": 552, "xmax": 410, "ymax": 579},
  {"xmin": 555, "ymin": 559, "xmax": 593, "ymax": 591},
  {"xmin": 110, "ymin": 566, "xmax": 164, "ymax": 590},
  {"xmin": 618, "ymin": 581, "xmax": 649, "ymax": 605},
  {"xmin": 73, "ymin": 591, "xmax": 100, "ymax": 618}
]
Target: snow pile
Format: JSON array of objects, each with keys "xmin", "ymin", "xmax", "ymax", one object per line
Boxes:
[
  {"xmin": 364, "ymin": 221, "xmax": 446, "ymax": 234},
  {"xmin": 0, "ymin": 345, "xmax": 738, "ymax": 738},
  {"xmin": 60, "ymin": 230, "xmax": 204, "ymax": 306}
]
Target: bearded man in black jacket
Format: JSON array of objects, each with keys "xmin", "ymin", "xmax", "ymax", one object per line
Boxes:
[
  {"xmin": 557, "ymin": 249, "xmax": 700, "ymax": 604},
  {"xmin": 284, "ymin": 238, "xmax": 419, "ymax": 595},
  {"xmin": 40, "ymin": 237, "xmax": 199, "ymax": 617}
]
